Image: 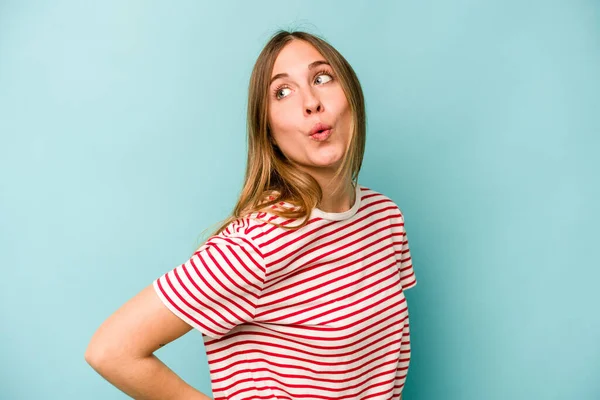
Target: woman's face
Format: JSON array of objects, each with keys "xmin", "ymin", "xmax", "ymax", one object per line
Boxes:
[{"xmin": 268, "ymin": 39, "xmax": 352, "ymax": 174}]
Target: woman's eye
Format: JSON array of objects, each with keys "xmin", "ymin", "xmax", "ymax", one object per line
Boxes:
[
  {"xmin": 276, "ymin": 87, "xmax": 292, "ymax": 99},
  {"xmin": 315, "ymin": 73, "xmax": 333, "ymax": 85}
]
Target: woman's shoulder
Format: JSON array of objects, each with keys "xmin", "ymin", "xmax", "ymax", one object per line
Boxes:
[{"xmin": 359, "ymin": 184, "xmax": 404, "ymax": 214}]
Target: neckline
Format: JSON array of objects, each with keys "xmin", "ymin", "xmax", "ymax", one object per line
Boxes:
[{"xmin": 311, "ymin": 183, "xmax": 361, "ymax": 221}]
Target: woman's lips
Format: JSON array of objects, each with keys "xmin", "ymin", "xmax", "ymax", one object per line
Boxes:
[
  {"xmin": 310, "ymin": 129, "xmax": 332, "ymax": 141},
  {"xmin": 310, "ymin": 122, "xmax": 332, "ymax": 135}
]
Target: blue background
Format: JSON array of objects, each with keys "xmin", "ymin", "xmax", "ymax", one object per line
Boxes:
[{"xmin": 1, "ymin": 1, "xmax": 599, "ymax": 399}]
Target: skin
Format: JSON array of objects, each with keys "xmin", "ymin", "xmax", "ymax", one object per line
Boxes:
[
  {"xmin": 268, "ymin": 39, "xmax": 356, "ymax": 213},
  {"xmin": 84, "ymin": 284, "xmax": 210, "ymax": 399}
]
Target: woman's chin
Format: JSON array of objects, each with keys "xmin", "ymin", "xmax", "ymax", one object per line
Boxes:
[{"xmin": 308, "ymin": 154, "xmax": 344, "ymax": 169}]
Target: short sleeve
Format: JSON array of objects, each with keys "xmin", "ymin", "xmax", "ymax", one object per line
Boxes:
[
  {"xmin": 152, "ymin": 219, "xmax": 266, "ymax": 340},
  {"xmin": 393, "ymin": 207, "xmax": 417, "ymax": 291}
]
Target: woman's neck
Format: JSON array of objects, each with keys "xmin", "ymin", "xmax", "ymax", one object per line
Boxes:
[{"xmin": 315, "ymin": 179, "xmax": 356, "ymax": 213}]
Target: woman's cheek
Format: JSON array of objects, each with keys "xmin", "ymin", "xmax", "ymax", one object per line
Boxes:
[
  {"xmin": 275, "ymin": 104, "xmax": 298, "ymax": 130},
  {"xmin": 269, "ymin": 107, "xmax": 285, "ymax": 130}
]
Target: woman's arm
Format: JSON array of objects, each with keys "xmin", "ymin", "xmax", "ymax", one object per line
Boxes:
[{"xmin": 85, "ymin": 284, "xmax": 212, "ymax": 400}]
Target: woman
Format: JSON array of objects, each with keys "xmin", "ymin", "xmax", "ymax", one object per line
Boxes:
[{"xmin": 85, "ymin": 30, "xmax": 417, "ymax": 400}]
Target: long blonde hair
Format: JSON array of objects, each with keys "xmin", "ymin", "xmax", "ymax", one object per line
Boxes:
[{"xmin": 195, "ymin": 30, "xmax": 366, "ymax": 251}]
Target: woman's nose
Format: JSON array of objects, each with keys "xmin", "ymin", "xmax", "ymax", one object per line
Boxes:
[
  {"xmin": 306, "ymin": 103, "xmax": 322, "ymax": 115},
  {"xmin": 304, "ymin": 90, "xmax": 323, "ymax": 115}
]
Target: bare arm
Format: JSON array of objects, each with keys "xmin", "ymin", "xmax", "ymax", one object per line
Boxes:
[{"xmin": 85, "ymin": 284, "xmax": 212, "ymax": 400}]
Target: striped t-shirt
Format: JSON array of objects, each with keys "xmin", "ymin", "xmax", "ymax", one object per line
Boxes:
[{"xmin": 153, "ymin": 183, "xmax": 417, "ymax": 400}]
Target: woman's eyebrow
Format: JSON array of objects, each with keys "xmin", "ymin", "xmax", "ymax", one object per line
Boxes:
[{"xmin": 270, "ymin": 60, "xmax": 330, "ymax": 85}]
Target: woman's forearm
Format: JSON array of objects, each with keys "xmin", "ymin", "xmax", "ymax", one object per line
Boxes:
[{"xmin": 87, "ymin": 353, "xmax": 212, "ymax": 400}]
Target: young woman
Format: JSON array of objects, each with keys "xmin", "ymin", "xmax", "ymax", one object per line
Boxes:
[{"xmin": 85, "ymin": 30, "xmax": 417, "ymax": 400}]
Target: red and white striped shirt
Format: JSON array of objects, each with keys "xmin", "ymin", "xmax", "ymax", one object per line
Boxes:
[{"xmin": 153, "ymin": 184, "xmax": 417, "ymax": 399}]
